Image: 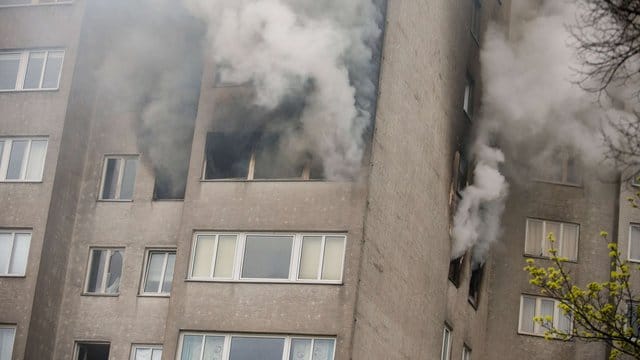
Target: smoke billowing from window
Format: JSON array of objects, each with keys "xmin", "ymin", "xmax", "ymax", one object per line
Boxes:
[{"xmin": 452, "ymin": 0, "xmax": 637, "ymax": 268}]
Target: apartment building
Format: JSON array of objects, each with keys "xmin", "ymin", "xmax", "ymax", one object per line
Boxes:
[{"xmin": 4, "ymin": 0, "xmax": 631, "ymax": 360}]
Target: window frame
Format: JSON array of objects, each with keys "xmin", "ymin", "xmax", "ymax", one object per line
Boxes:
[
  {"xmin": 534, "ymin": 151, "xmax": 582, "ymax": 187},
  {"xmin": 462, "ymin": 74, "xmax": 474, "ymax": 120},
  {"xmin": 0, "ymin": 49, "xmax": 64, "ymax": 92},
  {"xmin": 470, "ymin": 0, "xmax": 481, "ymax": 44},
  {"xmin": 98, "ymin": 154, "xmax": 139, "ymax": 201},
  {"xmin": 628, "ymin": 224, "xmax": 640, "ymax": 263},
  {"xmin": 0, "ymin": 0, "xmax": 72, "ymax": 7},
  {"xmin": 187, "ymin": 232, "xmax": 347, "ymax": 284},
  {"xmin": 176, "ymin": 332, "xmax": 337, "ymax": 360},
  {"xmin": 139, "ymin": 248, "xmax": 176, "ymax": 296},
  {"xmin": 73, "ymin": 341, "xmax": 111, "ymax": 360},
  {"xmin": 0, "ymin": 229, "xmax": 31, "ymax": 277},
  {"xmin": 130, "ymin": 344, "xmax": 163, "ymax": 360},
  {"xmin": 518, "ymin": 294, "xmax": 573, "ymax": 337},
  {"xmin": 440, "ymin": 325, "xmax": 452, "ymax": 360},
  {"xmin": 524, "ymin": 218, "xmax": 580, "ymax": 261},
  {"xmin": 0, "ymin": 324, "xmax": 16, "ymax": 360},
  {"xmin": 0, "ymin": 137, "xmax": 48, "ymax": 182},
  {"xmin": 462, "ymin": 345, "xmax": 471, "ymax": 360},
  {"xmin": 83, "ymin": 247, "xmax": 125, "ymax": 296}
]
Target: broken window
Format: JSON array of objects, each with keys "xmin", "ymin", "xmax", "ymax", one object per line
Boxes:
[
  {"xmin": 75, "ymin": 342, "xmax": 110, "ymax": 360},
  {"xmin": 468, "ymin": 264, "xmax": 484, "ymax": 308},
  {"xmin": 448, "ymin": 255, "xmax": 464, "ymax": 287},
  {"xmin": 85, "ymin": 248, "xmax": 124, "ymax": 295},
  {"xmin": 203, "ymin": 132, "xmax": 324, "ymax": 181}
]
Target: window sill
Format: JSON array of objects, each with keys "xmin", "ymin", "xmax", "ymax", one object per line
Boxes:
[
  {"xmin": 137, "ymin": 293, "xmax": 170, "ymax": 298},
  {"xmin": 81, "ymin": 292, "xmax": 119, "ymax": 297},
  {"xmin": 628, "ymin": 258, "xmax": 640, "ymax": 264},
  {"xmin": 517, "ymin": 331, "xmax": 572, "ymax": 341},
  {"xmin": 185, "ymin": 278, "xmax": 343, "ymax": 285},
  {"xmin": 96, "ymin": 199, "xmax": 133, "ymax": 203},
  {"xmin": 524, "ymin": 254, "xmax": 578, "ymax": 264},
  {"xmin": 0, "ymin": 88, "xmax": 60, "ymax": 93},
  {"xmin": 0, "ymin": 180, "xmax": 43, "ymax": 183},
  {"xmin": 200, "ymin": 178, "xmax": 328, "ymax": 183},
  {"xmin": 532, "ymin": 179, "xmax": 583, "ymax": 188},
  {"xmin": 0, "ymin": 274, "xmax": 26, "ymax": 278},
  {"xmin": 0, "ymin": 2, "xmax": 72, "ymax": 8}
]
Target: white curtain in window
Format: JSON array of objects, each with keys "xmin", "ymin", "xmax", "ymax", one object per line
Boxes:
[
  {"xmin": 193, "ymin": 236, "xmax": 215, "ymax": 277},
  {"xmin": 299, "ymin": 237, "xmax": 322, "ymax": 280},
  {"xmin": 181, "ymin": 336, "xmax": 203, "ymax": 360},
  {"xmin": 135, "ymin": 348, "xmax": 152, "ymax": 360},
  {"xmin": 8, "ymin": 233, "xmax": 30, "ymax": 274},
  {"xmin": 525, "ymin": 219, "xmax": 543, "ymax": 256},
  {"xmin": 213, "ymin": 235, "xmax": 236, "ymax": 278},
  {"xmin": 289, "ymin": 339, "xmax": 312, "ymax": 360},
  {"xmin": 631, "ymin": 226, "xmax": 640, "ymax": 260},
  {"xmin": 25, "ymin": 140, "xmax": 46, "ymax": 181},
  {"xmin": 560, "ymin": 224, "xmax": 578, "ymax": 261},
  {"xmin": 543, "ymin": 222, "xmax": 561, "ymax": 257},
  {"xmin": 321, "ymin": 237, "xmax": 344, "ymax": 280},
  {"xmin": 520, "ymin": 296, "xmax": 536, "ymax": 333},
  {"xmin": 0, "ymin": 328, "xmax": 15, "ymax": 360},
  {"xmin": 312, "ymin": 339, "xmax": 334, "ymax": 360}
]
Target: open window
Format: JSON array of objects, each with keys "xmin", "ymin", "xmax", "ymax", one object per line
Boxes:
[
  {"xmin": 468, "ymin": 264, "xmax": 484, "ymax": 308},
  {"xmin": 448, "ymin": 255, "xmax": 464, "ymax": 287},
  {"xmin": 75, "ymin": 342, "xmax": 110, "ymax": 360},
  {"xmin": 203, "ymin": 132, "xmax": 324, "ymax": 181}
]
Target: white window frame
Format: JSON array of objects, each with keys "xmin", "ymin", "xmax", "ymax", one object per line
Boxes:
[
  {"xmin": 441, "ymin": 326, "xmax": 452, "ymax": 360},
  {"xmin": 518, "ymin": 295, "xmax": 573, "ymax": 337},
  {"xmin": 0, "ymin": 229, "xmax": 31, "ymax": 276},
  {"xmin": 0, "ymin": 0, "xmax": 72, "ymax": 7},
  {"xmin": 130, "ymin": 344, "xmax": 163, "ymax": 360},
  {"xmin": 524, "ymin": 218, "xmax": 579, "ymax": 261},
  {"xmin": 463, "ymin": 74, "xmax": 474, "ymax": 119},
  {"xmin": 83, "ymin": 247, "xmax": 125, "ymax": 295},
  {"xmin": 187, "ymin": 232, "xmax": 347, "ymax": 284},
  {"xmin": 140, "ymin": 249, "xmax": 176, "ymax": 296},
  {"xmin": 628, "ymin": 224, "xmax": 640, "ymax": 262},
  {"xmin": 0, "ymin": 325, "xmax": 16, "ymax": 360},
  {"xmin": 98, "ymin": 155, "xmax": 139, "ymax": 201},
  {"xmin": 0, "ymin": 49, "xmax": 64, "ymax": 91},
  {"xmin": 0, "ymin": 137, "xmax": 48, "ymax": 182},
  {"xmin": 176, "ymin": 332, "xmax": 336, "ymax": 360},
  {"xmin": 462, "ymin": 345, "xmax": 471, "ymax": 360}
]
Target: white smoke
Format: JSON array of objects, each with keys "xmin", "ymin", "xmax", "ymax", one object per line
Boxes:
[
  {"xmin": 452, "ymin": 0, "xmax": 636, "ymax": 265},
  {"xmin": 182, "ymin": 0, "xmax": 384, "ymax": 180}
]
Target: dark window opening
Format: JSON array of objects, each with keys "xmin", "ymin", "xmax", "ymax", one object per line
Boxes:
[
  {"xmin": 468, "ymin": 264, "xmax": 484, "ymax": 308},
  {"xmin": 456, "ymin": 150, "xmax": 469, "ymax": 194},
  {"xmin": 628, "ymin": 301, "xmax": 640, "ymax": 337},
  {"xmin": 448, "ymin": 255, "xmax": 464, "ymax": 287},
  {"xmin": 203, "ymin": 131, "xmax": 324, "ymax": 181},
  {"xmin": 76, "ymin": 343, "xmax": 110, "ymax": 360}
]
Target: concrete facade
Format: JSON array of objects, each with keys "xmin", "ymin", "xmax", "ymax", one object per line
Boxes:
[{"xmin": 2, "ymin": 1, "xmax": 633, "ymax": 360}]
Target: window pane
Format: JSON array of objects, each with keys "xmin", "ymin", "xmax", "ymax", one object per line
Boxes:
[
  {"xmin": 203, "ymin": 336, "xmax": 225, "ymax": 360},
  {"xmin": 440, "ymin": 329, "xmax": 450, "ymax": 360},
  {"xmin": 312, "ymin": 339, "xmax": 335, "ymax": 360},
  {"xmin": 229, "ymin": 337, "xmax": 284, "ymax": 360},
  {"xmin": 298, "ymin": 236, "xmax": 322, "ymax": 280},
  {"xmin": 0, "ymin": 53, "xmax": 20, "ymax": 90},
  {"xmin": 119, "ymin": 158, "xmax": 138, "ymax": 200},
  {"xmin": 242, "ymin": 235, "xmax": 293, "ymax": 279},
  {"xmin": 0, "ymin": 141, "xmax": 4, "ymax": 170},
  {"xmin": 213, "ymin": 235, "xmax": 236, "ymax": 278},
  {"xmin": 525, "ymin": 219, "xmax": 543, "ymax": 256},
  {"xmin": 101, "ymin": 158, "xmax": 121, "ymax": 199},
  {"xmin": 87, "ymin": 249, "xmax": 106, "ymax": 292},
  {"xmin": 631, "ymin": 226, "xmax": 640, "ymax": 260},
  {"xmin": 135, "ymin": 348, "xmax": 152, "ymax": 360},
  {"xmin": 192, "ymin": 235, "xmax": 215, "ymax": 278},
  {"xmin": 520, "ymin": 296, "xmax": 535, "ymax": 333},
  {"xmin": 8, "ymin": 233, "xmax": 30, "ymax": 274},
  {"xmin": 557, "ymin": 307, "xmax": 572, "ymax": 333},
  {"xmin": 181, "ymin": 335, "xmax": 203, "ymax": 360},
  {"xmin": 144, "ymin": 253, "xmax": 164, "ymax": 293},
  {"xmin": 23, "ymin": 51, "xmax": 45, "ymax": 89},
  {"xmin": 289, "ymin": 339, "xmax": 311, "ymax": 360},
  {"xmin": 106, "ymin": 250, "xmax": 123, "ymax": 294},
  {"xmin": 204, "ymin": 132, "xmax": 253, "ymax": 179},
  {"xmin": 0, "ymin": 328, "xmax": 15, "ymax": 360},
  {"xmin": 540, "ymin": 299, "xmax": 555, "ymax": 334},
  {"xmin": 322, "ymin": 237, "xmax": 344, "ymax": 280},
  {"xmin": 6, "ymin": 140, "xmax": 28, "ymax": 180},
  {"xmin": 25, "ymin": 140, "xmax": 47, "ymax": 181},
  {"xmin": 162, "ymin": 253, "xmax": 175, "ymax": 293},
  {"xmin": 42, "ymin": 51, "xmax": 64, "ymax": 89},
  {"xmin": 560, "ymin": 224, "xmax": 578, "ymax": 261},
  {"xmin": 152, "ymin": 349, "xmax": 163, "ymax": 360},
  {"xmin": 543, "ymin": 222, "xmax": 561, "ymax": 257},
  {"xmin": 0, "ymin": 233, "xmax": 12, "ymax": 274}
]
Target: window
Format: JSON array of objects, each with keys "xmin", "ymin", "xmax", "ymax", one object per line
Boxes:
[
  {"xmin": 84, "ymin": 248, "xmax": 124, "ymax": 295},
  {"xmin": 178, "ymin": 333, "xmax": 335, "ymax": 360},
  {"xmin": 525, "ymin": 219, "xmax": 579, "ymax": 261},
  {"xmin": 518, "ymin": 295, "xmax": 572, "ymax": 336},
  {"xmin": 99, "ymin": 155, "xmax": 138, "ymax": 200},
  {"xmin": 462, "ymin": 345, "xmax": 471, "ymax": 360},
  {"xmin": 131, "ymin": 345, "xmax": 162, "ymax": 360},
  {"xmin": 463, "ymin": 75, "xmax": 474, "ymax": 119},
  {"xmin": 75, "ymin": 342, "xmax": 110, "ymax": 360},
  {"xmin": 627, "ymin": 301, "xmax": 640, "ymax": 337},
  {"xmin": 0, "ymin": 326, "xmax": 15, "ymax": 360},
  {"xmin": 188, "ymin": 233, "xmax": 346, "ymax": 283},
  {"xmin": 537, "ymin": 151, "xmax": 581, "ymax": 185},
  {"xmin": 470, "ymin": 0, "xmax": 481, "ymax": 42},
  {"xmin": 0, "ymin": 230, "xmax": 31, "ymax": 276},
  {"xmin": 203, "ymin": 132, "xmax": 324, "ymax": 181},
  {"xmin": 140, "ymin": 250, "xmax": 175, "ymax": 295},
  {"xmin": 468, "ymin": 265, "xmax": 484, "ymax": 307},
  {"xmin": 448, "ymin": 255, "xmax": 464, "ymax": 287},
  {"xmin": 0, "ymin": 50, "xmax": 64, "ymax": 91},
  {"xmin": 629, "ymin": 225, "xmax": 640, "ymax": 262},
  {"xmin": 440, "ymin": 326, "xmax": 452, "ymax": 360},
  {"xmin": 0, "ymin": 137, "xmax": 48, "ymax": 182}
]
